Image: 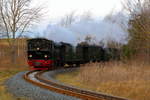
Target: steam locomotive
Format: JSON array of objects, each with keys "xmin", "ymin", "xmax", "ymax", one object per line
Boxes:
[{"xmin": 27, "ymin": 38, "xmax": 119, "ymax": 70}]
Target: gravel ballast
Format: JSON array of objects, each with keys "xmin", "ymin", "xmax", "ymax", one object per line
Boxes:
[{"xmin": 5, "ymin": 71, "xmax": 81, "ymax": 100}]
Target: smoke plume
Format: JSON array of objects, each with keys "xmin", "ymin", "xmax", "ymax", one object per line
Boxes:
[{"xmin": 44, "ymin": 12, "xmax": 129, "ymax": 47}]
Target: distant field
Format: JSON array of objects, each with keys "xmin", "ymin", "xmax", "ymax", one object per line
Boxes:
[{"xmin": 55, "ymin": 61, "xmax": 150, "ymax": 100}]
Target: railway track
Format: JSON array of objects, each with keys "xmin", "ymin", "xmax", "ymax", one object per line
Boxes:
[{"xmin": 24, "ymin": 70, "xmax": 129, "ymax": 100}]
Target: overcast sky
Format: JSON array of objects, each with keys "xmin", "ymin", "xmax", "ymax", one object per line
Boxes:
[
  {"xmin": 30, "ymin": 0, "xmax": 125, "ymax": 38},
  {"xmin": 32, "ymin": 0, "xmax": 123, "ymax": 21},
  {"xmin": 29, "ymin": 0, "xmax": 128, "ymax": 46}
]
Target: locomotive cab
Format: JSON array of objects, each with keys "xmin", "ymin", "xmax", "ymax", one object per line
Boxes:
[{"xmin": 27, "ymin": 38, "xmax": 54, "ymax": 70}]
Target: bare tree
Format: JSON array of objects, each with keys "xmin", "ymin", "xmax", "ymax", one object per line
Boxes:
[
  {"xmin": 123, "ymin": 0, "xmax": 150, "ymax": 38},
  {"xmin": 0, "ymin": 18, "xmax": 5, "ymax": 38},
  {"xmin": 0, "ymin": 0, "xmax": 43, "ymax": 64},
  {"xmin": 107, "ymin": 39, "xmax": 122, "ymax": 49},
  {"xmin": 85, "ymin": 35, "xmax": 92, "ymax": 44},
  {"xmin": 59, "ymin": 11, "xmax": 76, "ymax": 27},
  {"xmin": 80, "ymin": 11, "xmax": 93, "ymax": 21},
  {"xmin": 122, "ymin": 0, "xmax": 150, "ymax": 59}
]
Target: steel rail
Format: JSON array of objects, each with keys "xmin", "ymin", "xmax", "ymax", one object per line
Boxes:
[{"xmin": 24, "ymin": 70, "xmax": 129, "ymax": 100}]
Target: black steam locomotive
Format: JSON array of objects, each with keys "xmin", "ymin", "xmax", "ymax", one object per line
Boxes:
[{"xmin": 27, "ymin": 38, "xmax": 119, "ymax": 70}]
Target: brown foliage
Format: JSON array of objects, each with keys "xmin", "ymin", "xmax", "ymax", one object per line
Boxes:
[
  {"xmin": 0, "ymin": 38, "xmax": 28, "ymax": 69},
  {"xmin": 123, "ymin": 0, "xmax": 150, "ymax": 58}
]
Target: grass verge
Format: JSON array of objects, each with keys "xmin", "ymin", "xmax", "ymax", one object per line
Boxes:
[
  {"xmin": 0, "ymin": 68, "xmax": 28, "ymax": 100},
  {"xmin": 55, "ymin": 61, "xmax": 150, "ymax": 100}
]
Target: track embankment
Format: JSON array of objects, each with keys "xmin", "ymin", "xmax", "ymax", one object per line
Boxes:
[
  {"xmin": 24, "ymin": 69, "xmax": 129, "ymax": 100},
  {"xmin": 5, "ymin": 71, "xmax": 80, "ymax": 100}
]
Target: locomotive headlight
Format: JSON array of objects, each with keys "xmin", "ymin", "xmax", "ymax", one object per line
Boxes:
[
  {"xmin": 37, "ymin": 47, "xmax": 40, "ymax": 50},
  {"xmin": 44, "ymin": 55, "xmax": 47, "ymax": 58},
  {"xmin": 29, "ymin": 54, "xmax": 32, "ymax": 57}
]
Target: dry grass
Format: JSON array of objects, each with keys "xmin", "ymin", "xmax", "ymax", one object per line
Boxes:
[
  {"xmin": 0, "ymin": 38, "xmax": 28, "ymax": 68},
  {"xmin": 56, "ymin": 60, "xmax": 150, "ymax": 100},
  {"xmin": 0, "ymin": 38, "xmax": 29, "ymax": 100},
  {"xmin": 0, "ymin": 68, "xmax": 28, "ymax": 100}
]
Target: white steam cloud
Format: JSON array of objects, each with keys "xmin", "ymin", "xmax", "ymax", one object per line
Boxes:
[{"xmin": 44, "ymin": 12, "xmax": 128, "ymax": 47}]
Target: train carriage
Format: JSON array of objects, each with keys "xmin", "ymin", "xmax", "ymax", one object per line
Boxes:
[
  {"xmin": 76, "ymin": 43, "xmax": 105, "ymax": 63},
  {"xmin": 27, "ymin": 38, "xmax": 120, "ymax": 70}
]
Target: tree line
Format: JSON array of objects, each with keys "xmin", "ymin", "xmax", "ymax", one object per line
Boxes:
[{"xmin": 122, "ymin": 0, "xmax": 150, "ymax": 60}]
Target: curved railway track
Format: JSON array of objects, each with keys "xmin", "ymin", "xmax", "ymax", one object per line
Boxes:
[{"xmin": 23, "ymin": 70, "xmax": 129, "ymax": 100}]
